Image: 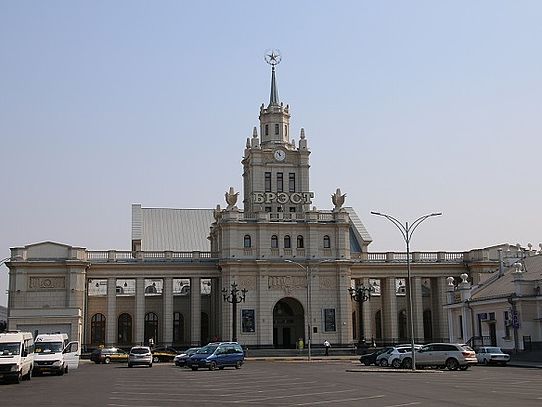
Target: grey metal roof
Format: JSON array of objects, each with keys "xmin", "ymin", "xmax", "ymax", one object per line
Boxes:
[
  {"xmin": 344, "ymin": 207, "xmax": 373, "ymax": 247},
  {"xmin": 132, "ymin": 204, "xmax": 214, "ymax": 252},
  {"xmin": 471, "ymin": 254, "xmax": 542, "ymax": 301}
]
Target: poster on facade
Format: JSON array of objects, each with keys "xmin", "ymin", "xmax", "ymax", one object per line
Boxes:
[{"xmin": 242, "ymin": 309, "xmax": 255, "ymax": 333}]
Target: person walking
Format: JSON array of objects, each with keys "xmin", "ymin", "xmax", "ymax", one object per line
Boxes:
[{"xmin": 324, "ymin": 340, "xmax": 331, "ymax": 356}]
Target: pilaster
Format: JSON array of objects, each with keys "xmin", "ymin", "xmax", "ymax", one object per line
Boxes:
[
  {"xmin": 135, "ymin": 277, "xmax": 145, "ymax": 345},
  {"xmin": 106, "ymin": 278, "xmax": 117, "ymax": 346},
  {"xmin": 163, "ymin": 277, "xmax": 173, "ymax": 346},
  {"xmin": 382, "ymin": 277, "xmax": 398, "ymax": 342},
  {"xmin": 190, "ymin": 277, "xmax": 201, "ymax": 346}
]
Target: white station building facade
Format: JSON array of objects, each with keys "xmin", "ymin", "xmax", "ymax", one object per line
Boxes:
[{"xmin": 5, "ymin": 59, "xmax": 540, "ymax": 351}]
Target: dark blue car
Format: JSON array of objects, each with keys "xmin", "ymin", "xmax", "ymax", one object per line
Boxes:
[{"xmin": 188, "ymin": 342, "xmax": 244, "ymax": 371}]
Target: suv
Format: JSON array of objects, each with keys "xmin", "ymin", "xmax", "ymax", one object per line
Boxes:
[
  {"xmin": 400, "ymin": 343, "xmax": 477, "ymax": 370},
  {"xmin": 187, "ymin": 342, "xmax": 244, "ymax": 371},
  {"xmin": 128, "ymin": 346, "xmax": 152, "ymax": 368}
]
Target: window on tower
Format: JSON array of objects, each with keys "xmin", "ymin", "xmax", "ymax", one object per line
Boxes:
[
  {"xmin": 277, "ymin": 172, "xmax": 283, "ymax": 192},
  {"xmin": 265, "ymin": 124, "xmax": 269, "ymax": 136},
  {"xmin": 323, "ymin": 235, "xmax": 331, "ymax": 249},
  {"xmin": 289, "ymin": 173, "xmax": 296, "ymax": 192},
  {"xmin": 275, "ymin": 124, "xmax": 279, "ymax": 135},
  {"xmin": 265, "ymin": 172, "xmax": 271, "ymax": 192},
  {"xmin": 297, "ymin": 235, "xmax": 304, "ymax": 249},
  {"xmin": 271, "ymin": 235, "xmax": 278, "ymax": 249},
  {"xmin": 284, "ymin": 124, "xmax": 288, "ymax": 137}
]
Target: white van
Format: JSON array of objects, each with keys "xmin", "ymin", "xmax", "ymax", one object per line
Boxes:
[
  {"xmin": 0, "ymin": 331, "xmax": 34, "ymax": 383},
  {"xmin": 33, "ymin": 333, "xmax": 80, "ymax": 376}
]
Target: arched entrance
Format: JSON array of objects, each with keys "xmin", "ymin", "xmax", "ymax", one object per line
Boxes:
[{"xmin": 273, "ymin": 297, "xmax": 304, "ymax": 349}]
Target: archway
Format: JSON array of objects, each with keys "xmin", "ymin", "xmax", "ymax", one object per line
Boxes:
[{"xmin": 273, "ymin": 297, "xmax": 304, "ymax": 349}]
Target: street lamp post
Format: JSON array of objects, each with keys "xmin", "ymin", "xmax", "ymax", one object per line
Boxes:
[
  {"xmin": 222, "ymin": 282, "xmax": 247, "ymax": 343},
  {"xmin": 348, "ymin": 283, "xmax": 374, "ymax": 349},
  {"xmin": 371, "ymin": 211, "xmax": 442, "ymax": 371},
  {"xmin": 285, "ymin": 259, "xmax": 312, "ymax": 361}
]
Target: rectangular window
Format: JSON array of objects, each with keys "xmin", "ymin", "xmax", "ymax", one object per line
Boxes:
[
  {"xmin": 289, "ymin": 207, "xmax": 296, "ymax": 213},
  {"xmin": 265, "ymin": 172, "xmax": 271, "ymax": 192},
  {"xmin": 324, "ymin": 308, "xmax": 336, "ymax": 332},
  {"xmin": 459, "ymin": 315, "xmax": 463, "ymax": 338},
  {"xmin": 277, "ymin": 172, "xmax": 283, "ymax": 192},
  {"xmin": 275, "ymin": 123, "xmax": 279, "ymax": 135},
  {"xmin": 242, "ymin": 309, "xmax": 256, "ymax": 333},
  {"xmin": 265, "ymin": 206, "xmax": 272, "ymax": 212},
  {"xmin": 265, "ymin": 124, "xmax": 269, "ymax": 136},
  {"xmin": 289, "ymin": 173, "xmax": 295, "ymax": 192}
]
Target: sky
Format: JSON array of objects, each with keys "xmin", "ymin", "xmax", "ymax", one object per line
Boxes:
[{"xmin": 1, "ymin": 1, "xmax": 541, "ymax": 307}]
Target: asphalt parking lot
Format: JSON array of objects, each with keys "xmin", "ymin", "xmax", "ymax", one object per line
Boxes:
[{"xmin": 1, "ymin": 360, "xmax": 541, "ymax": 406}]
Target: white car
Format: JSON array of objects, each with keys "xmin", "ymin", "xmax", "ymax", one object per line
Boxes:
[
  {"xmin": 476, "ymin": 347, "xmax": 510, "ymax": 366},
  {"xmin": 400, "ymin": 343, "xmax": 478, "ymax": 370},
  {"xmin": 377, "ymin": 346, "xmax": 421, "ymax": 367},
  {"xmin": 388, "ymin": 345, "xmax": 423, "ymax": 368},
  {"xmin": 128, "ymin": 346, "xmax": 153, "ymax": 368}
]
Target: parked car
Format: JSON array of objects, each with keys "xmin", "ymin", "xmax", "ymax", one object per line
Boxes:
[
  {"xmin": 174, "ymin": 347, "xmax": 201, "ymax": 367},
  {"xmin": 476, "ymin": 347, "xmax": 510, "ymax": 366},
  {"xmin": 400, "ymin": 343, "xmax": 477, "ymax": 370},
  {"xmin": 376, "ymin": 346, "xmax": 421, "ymax": 367},
  {"xmin": 388, "ymin": 345, "xmax": 422, "ymax": 368},
  {"xmin": 359, "ymin": 347, "xmax": 392, "ymax": 366},
  {"xmin": 128, "ymin": 346, "xmax": 153, "ymax": 368},
  {"xmin": 187, "ymin": 342, "xmax": 244, "ymax": 371},
  {"xmin": 151, "ymin": 346, "xmax": 180, "ymax": 363},
  {"xmin": 90, "ymin": 347, "xmax": 129, "ymax": 364}
]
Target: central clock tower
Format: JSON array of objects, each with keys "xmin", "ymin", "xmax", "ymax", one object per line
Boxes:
[{"xmin": 242, "ymin": 56, "xmax": 312, "ymax": 215}]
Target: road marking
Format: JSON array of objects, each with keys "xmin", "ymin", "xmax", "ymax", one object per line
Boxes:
[
  {"xmin": 382, "ymin": 403, "xmax": 421, "ymax": 407},
  {"xmin": 290, "ymin": 395, "xmax": 385, "ymax": 406},
  {"xmin": 227, "ymin": 388, "xmax": 357, "ymax": 403}
]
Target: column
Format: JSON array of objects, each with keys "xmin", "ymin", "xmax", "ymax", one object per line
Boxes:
[
  {"xmin": 337, "ymin": 268, "xmax": 351, "ymax": 346},
  {"xmin": 190, "ymin": 277, "xmax": 201, "ymax": 346},
  {"xmin": 362, "ymin": 278, "xmax": 372, "ymax": 342},
  {"xmin": 106, "ymin": 278, "xmax": 117, "ymax": 346},
  {"xmin": 434, "ymin": 277, "xmax": 449, "ymax": 341},
  {"xmin": 210, "ymin": 278, "xmax": 220, "ymax": 340},
  {"xmin": 411, "ymin": 277, "xmax": 424, "ymax": 341},
  {"xmin": 382, "ymin": 277, "xmax": 398, "ymax": 343},
  {"xmin": 162, "ymin": 277, "xmax": 173, "ymax": 346},
  {"xmin": 135, "ymin": 278, "xmax": 145, "ymax": 345}
]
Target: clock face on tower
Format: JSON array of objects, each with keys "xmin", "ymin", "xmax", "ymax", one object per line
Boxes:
[{"xmin": 274, "ymin": 149, "xmax": 286, "ymax": 161}]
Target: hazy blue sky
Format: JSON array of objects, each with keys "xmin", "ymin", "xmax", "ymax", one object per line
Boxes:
[{"xmin": 1, "ymin": 1, "xmax": 541, "ymax": 306}]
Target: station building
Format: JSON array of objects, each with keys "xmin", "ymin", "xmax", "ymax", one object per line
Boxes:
[{"xmin": 5, "ymin": 61, "xmax": 537, "ymax": 351}]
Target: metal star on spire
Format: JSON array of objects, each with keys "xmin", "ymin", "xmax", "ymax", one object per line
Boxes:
[{"xmin": 264, "ymin": 49, "xmax": 282, "ymax": 66}]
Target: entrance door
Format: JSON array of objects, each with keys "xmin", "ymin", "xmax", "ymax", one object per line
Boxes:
[
  {"xmin": 272, "ymin": 298, "xmax": 304, "ymax": 349},
  {"xmin": 489, "ymin": 323, "xmax": 497, "ymax": 346}
]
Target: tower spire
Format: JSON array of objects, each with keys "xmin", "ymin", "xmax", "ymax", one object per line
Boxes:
[
  {"xmin": 265, "ymin": 50, "xmax": 282, "ymax": 107},
  {"xmin": 270, "ymin": 66, "xmax": 279, "ymax": 106}
]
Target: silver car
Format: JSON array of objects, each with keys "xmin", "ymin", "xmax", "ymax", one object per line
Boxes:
[
  {"xmin": 128, "ymin": 346, "xmax": 153, "ymax": 368},
  {"xmin": 400, "ymin": 343, "xmax": 477, "ymax": 370}
]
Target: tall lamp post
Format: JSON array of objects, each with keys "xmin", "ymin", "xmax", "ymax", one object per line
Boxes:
[
  {"xmin": 285, "ymin": 259, "xmax": 313, "ymax": 361},
  {"xmin": 371, "ymin": 211, "xmax": 442, "ymax": 371},
  {"xmin": 222, "ymin": 282, "xmax": 247, "ymax": 342},
  {"xmin": 1, "ymin": 257, "xmax": 11, "ymax": 332},
  {"xmin": 348, "ymin": 283, "xmax": 374, "ymax": 350}
]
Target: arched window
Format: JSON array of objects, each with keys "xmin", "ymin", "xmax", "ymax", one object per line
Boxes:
[
  {"xmin": 145, "ymin": 283, "xmax": 157, "ymax": 294},
  {"xmin": 173, "ymin": 312, "xmax": 184, "ymax": 344},
  {"xmin": 118, "ymin": 313, "xmax": 132, "ymax": 345},
  {"xmin": 323, "ymin": 235, "xmax": 331, "ymax": 249},
  {"xmin": 297, "ymin": 235, "xmax": 304, "ymax": 249},
  {"xmin": 271, "ymin": 235, "xmax": 278, "ymax": 249},
  {"xmin": 144, "ymin": 312, "xmax": 159, "ymax": 345},
  {"xmin": 90, "ymin": 313, "xmax": 106, "ymax": 345},
  {"xmin": 243, "ymin": 235, "xmax": 251, "ymax": 248},
  {"xmin": 284, "ymin": 235, "xmax": 291, "ymax": 249}
]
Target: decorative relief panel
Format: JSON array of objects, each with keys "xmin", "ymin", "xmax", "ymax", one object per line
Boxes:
[
  {"xmin": 238, "ymin": 276, "xmax": 256, "ymax": 290},
  {"xmin": 268, "ymin": 276, "xmax": 307, "ymax": 294},
  {"xmin": 29, "ymin": 276, "xmax": 66, "ymax": 290},
  {"xmin": 319, "ymin": 276, "xmax": 336, "ymax": 290}
]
